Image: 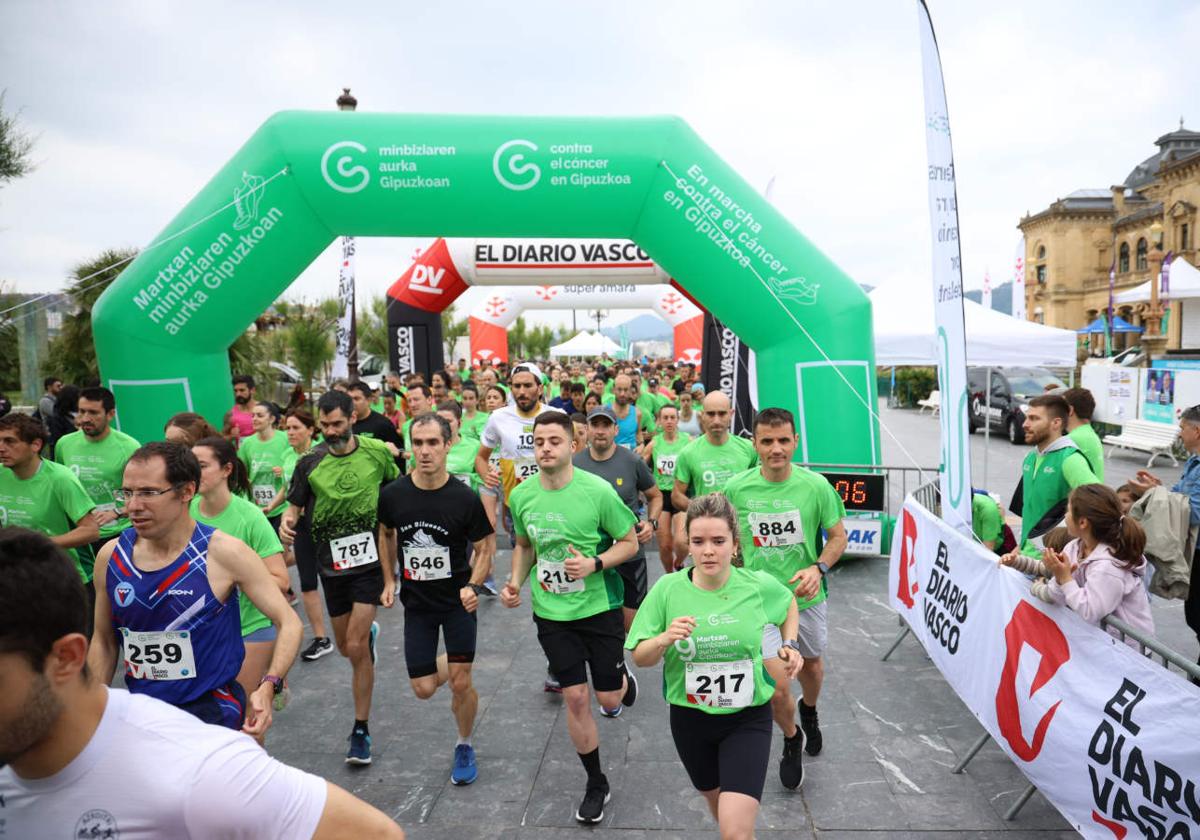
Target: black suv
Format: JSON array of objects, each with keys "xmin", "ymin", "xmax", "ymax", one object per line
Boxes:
[{"xmin": 966, "ymin": 366, "xmax": 1066, "ymax": 444}]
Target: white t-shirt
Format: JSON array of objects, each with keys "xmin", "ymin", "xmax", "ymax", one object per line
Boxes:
[
  {"xmin": 0, "ymin": 687, "xmax": 327, "ymax": 839},
  {"xmin": 480, "ymin": 402, "xmax": 565, "ymax": 501}
]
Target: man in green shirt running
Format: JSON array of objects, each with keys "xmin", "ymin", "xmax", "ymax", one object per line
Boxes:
[
  {"xmin": 0, "ymin": 414, "xmax": 99, "ymax": 614},
  {"xmin": 53, "ymin": 386, "xmax": 140, "ymax": 561},
  {"xmin": 500, "ymin": 411, "xmax": 639, "ymax": 825},
  {"xmin": 643, "ymin": 402, "xmax": 692, "ymax": 574},
  {"xmin": 1062, "ymin": 387, "xmax": 1105, "ymax": 481},
  {"xmin": 1011, "ymin": 394, "xmax": 1100, "ymax": 556},
  {"xmin": 724, "ymin": 407, "xmax": 847, "ymax": 786},
  {"xmin": 670, "ymin": 391, "xmax": 757, "ymax": 569}
]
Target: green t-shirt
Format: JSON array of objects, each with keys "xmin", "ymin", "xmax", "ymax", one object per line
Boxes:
[
  {"xmin": 636, "ymin": 393, "xmax": 660, "ymax": 437},
  {"xmin": 971, "ymin": 493, "xmax": 1003, "ymax": 547},
  {"xmin": 724, "ymin": 466, "xmax": 845, "ymax": 610},
  {"xmin": 626, "ymin": 566, "xmax": 792, "ymax": 714},
  {"xmin": 53, "ymin": 428, "xmax": 141, "ymax": 539},
  {"xmin": 461, "ymin": 410, "xmax": 489, "ymax": 442},
  {"xmin": 237, "ymin": 430, "xmax": 292, "ymax": 518},
  {"xmin": 509, "ymin": 467, "xmax": 637, "ymax": 622},
  {"xmin": 288, "ymin": 436, "xmax": 400, "ymax": 574},
  {"xmin": 1067, "ymin": 424, "xmax": 1105, "ymax": 482},
  {"xmin": 649, "ymin": 432, "xmax": 693, "ymax": 492},
  {"xmin": 447, "ymin": 436, "xmax": 482, "ymax": 492},
  {"xmin": 674, "ymin": 435, "xmax": 758, "ymax": 497},
  {"xmin": 190, "ymin": 494, "xmax": 283, "ymax": 636},
  {"xmin": 0, "ymin": 459, "xmax": 97, "ymax": 581}
]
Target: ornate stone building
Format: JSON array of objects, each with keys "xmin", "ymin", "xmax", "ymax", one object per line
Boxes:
[{"xmin": 1019, "ymin": 125, "xmax": 1200, "ymax": 352}]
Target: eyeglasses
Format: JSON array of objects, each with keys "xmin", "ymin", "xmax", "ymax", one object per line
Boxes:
[{"xmin": 114, "ymin": 483, "xmax": 183, "ymax": 502}]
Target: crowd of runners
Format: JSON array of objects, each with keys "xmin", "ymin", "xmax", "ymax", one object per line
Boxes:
[{"xmin": 0, "ymin": 357, "xmax": 852, "ymax": 839}]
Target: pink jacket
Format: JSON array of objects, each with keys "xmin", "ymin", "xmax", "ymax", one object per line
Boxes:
[{"xmin": 1048, "ymin": 539, "xmax": 1155, "ymax": 649}]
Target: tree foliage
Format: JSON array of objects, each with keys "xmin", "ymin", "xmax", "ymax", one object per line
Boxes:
[
  {"xmin": 44, "ymin": 248, "xmax": 138, "ymax": 384},
  {"xmin": 358, "ymin": 294, "xmax": 389, "ymax": 360},
  {"xmin": 0, "ymin": 91, "xmax": 35, "ymax": 187},
  {"xmin": 0, "ymin": 283, "xmax": 19, "ymax": 392},
  {"xmin": 283, "ymin": 301, "xmax": 335, "ymax": 395}
]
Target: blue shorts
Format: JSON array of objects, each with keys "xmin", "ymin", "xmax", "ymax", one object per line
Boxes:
[
  {"xmin": 178, "ymin": 681, "xmax": 247, "ymax": 730},
  {"xmin": 243, "ymin": 624, "xmax": 277, "ymax": 643}
]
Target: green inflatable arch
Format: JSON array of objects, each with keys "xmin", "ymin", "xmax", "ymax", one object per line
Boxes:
[{"xmin": 93, "ymin": 112, "xmax": 879, "ymax": 464}]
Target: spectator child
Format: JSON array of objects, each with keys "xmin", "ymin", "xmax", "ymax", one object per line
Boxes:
[{"xmin": 1115, "ymin": 482, "xmax": 1144, "ymax": 515}]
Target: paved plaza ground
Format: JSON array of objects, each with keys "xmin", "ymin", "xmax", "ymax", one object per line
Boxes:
[{"xmin": 264, "ymin": 404, "xmax": 1196, "ymax": 838}]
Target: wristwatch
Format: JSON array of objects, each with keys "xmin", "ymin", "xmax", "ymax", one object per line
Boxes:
[
  {"xmin": 468, "ymin": 583, "xmax": 488, "ymax": 596},
  {"xmin": 816, "ymin": 562, "xmax": 830, "ymax": 577},
  {"xmin": 593, "ymin": 556, "xmax": 604, "ymax": 574},
  {"xmin": 780, "ymin": 639, "xmax": 802, "ymax": 656},
  {"xmin": 260, "ymin": 674, "xmax": 283, "ymax": 695}
]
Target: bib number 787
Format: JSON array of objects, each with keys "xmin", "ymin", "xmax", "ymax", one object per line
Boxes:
[{"xmin": 330, "ymin": 532, "xmax": 379, "ymax": 570}]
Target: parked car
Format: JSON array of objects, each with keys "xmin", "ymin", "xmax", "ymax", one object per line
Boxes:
[{"xmin": 966, "ymin": 366, "xmax": 1066, "ymax": 444}]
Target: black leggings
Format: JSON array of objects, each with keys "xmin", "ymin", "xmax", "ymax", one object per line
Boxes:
[{"xmin": 669, "ymin": 702, "xmax": 773, "ymax": 800}]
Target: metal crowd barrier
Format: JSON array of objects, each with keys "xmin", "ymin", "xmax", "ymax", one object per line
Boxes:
[{"xmin": 882, "ymin": 484, "xmax": 1200, "ymax": 822}]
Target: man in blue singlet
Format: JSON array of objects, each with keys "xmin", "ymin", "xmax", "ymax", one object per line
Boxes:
[
  {"xmin": 88, "ymin": 442, "xmax": 302, "ymax": 735},
  {"xmin": 607, "ymin": 373, "xmax": 643, "ymax": 452}
]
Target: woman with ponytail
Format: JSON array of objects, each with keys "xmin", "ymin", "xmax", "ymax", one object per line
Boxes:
[{"xmin": 1003, "ymin": 483, "xmax": 1154, "ymax": 647}]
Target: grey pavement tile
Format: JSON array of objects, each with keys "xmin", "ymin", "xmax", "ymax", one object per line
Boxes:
[
  {"xmin": 606, "ymin": 760, "xmax": 714, "ymax": 830},
  {"xmin": 800, "ymin": 761, "xmax": 905, "ymax": 831}
]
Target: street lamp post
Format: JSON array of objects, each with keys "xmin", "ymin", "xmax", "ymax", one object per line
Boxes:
[
  {"xmin": 336, "ymin": 88, "xmax": 359, "ymax": 380},
  {"xmin": 1142, "ymin": 220, "xmax": 1168, "ymax": 362}
]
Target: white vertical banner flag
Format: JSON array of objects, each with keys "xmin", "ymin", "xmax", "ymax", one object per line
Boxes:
[
  {"xmin": 918, "ymin": 0, "xmax": 972, "ymax": 536},
  {"xmin": 331, "ymin": 236, "xmax": 356, "ymax": 380},
  {"xmin": 1012, "ymin": 236, "xmax": 1026, "ymax": 320},
  {"xmin": 982, "ymin": 269, "xmax": 992, "ymax": 310}
]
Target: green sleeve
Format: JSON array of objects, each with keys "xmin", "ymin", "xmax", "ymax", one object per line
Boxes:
[
  {"xmin": 971, "ymin": 495, "xmax": 1002, "ymax": 543},
  {"xmin": 625, "ymin": 577, "xmax": 667, "ymax": 650},
  {"xmin": 246, "ymin": 507, "xmax": 285, "ymax": 557},
  {"xmin": 510, "ymin": 490, "xmax": 528, "ymax": 539},
  {"xmin": 673, "ymin": 447, "xmax": 694, "ymax": 489},
  {"xmin": 758, "ymin": 571, "xmax": 794, "ymax": 626},
  {"xmin": 59, "ymin": 468, "xmax": 97, "ymax": 523},
  {"xmin": 1062, "ymin": 452, "xmax": 1100, "ymax": 489},
  {"xmin": 382, "ymin": 448, "xmax": 400, "ymax": 482},
  {"xmin": 819, "ymin": 479, "xmax": 846, "ymax": 530},
  {"xmin": 597, "ymin": 482, "xmax": 637, "ymax": 540},
  {"xmin": 237, "ymin": 441, "xmax": 252, "ymax": 471}
]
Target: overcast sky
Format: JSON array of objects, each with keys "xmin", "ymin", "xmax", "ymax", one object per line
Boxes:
[{"xmin": 1, "ymin": 1, "xmax": 1197, "ymax": 330}]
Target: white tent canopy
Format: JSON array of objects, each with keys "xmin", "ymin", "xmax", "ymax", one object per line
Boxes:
[
  {"xmin": 1114, "ymin": 256, "xmax": 1200, "ymax": 304},
  {"xmin": 548, "ymin": 331, "xmax": 622, "ymax": 358},
  {"xmin": 870, "ymin": 283, "xmax": 1077, "ymax": 367}
]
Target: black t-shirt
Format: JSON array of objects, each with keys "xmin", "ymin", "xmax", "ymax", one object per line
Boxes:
[
  {"xmin": 377, "ymin": 474, "xmax": 493, "ymax": 611},
  {"xmin": 353, "ymin": 411, "xmax": 406, "ymax": 471}
]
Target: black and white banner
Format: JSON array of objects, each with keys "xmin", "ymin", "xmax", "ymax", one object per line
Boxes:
[
  {"xmin": 890, "ymin": 498, "xmax": 1200, "ymax": 838},
  {"xmin": 331, "ymin": 236, "xmax": 356, "ymax": 380},
  {"xmin": 701, "ymin": 312, "xmax": 756, "ymax": 436}
]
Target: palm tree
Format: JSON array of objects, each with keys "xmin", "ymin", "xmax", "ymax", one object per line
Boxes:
[{"xmin": 44, "ymin": 248, "xmax": 138, "ymax": 384}]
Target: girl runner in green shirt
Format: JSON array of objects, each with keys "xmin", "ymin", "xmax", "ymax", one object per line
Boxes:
[
  {"xmin": 238, "ymin": 403, "xmax": 291, "ymax": 529},
  {"xmin": 281, "ymin": 409, "xmax": 332, "ymax": 657},
  {"xmin": 642, "ymin": 402, "xmax": 692, "ymax": 574},
  {"xmin": 628, "ymin": 494, "xmax": 801, "ymax": 835},
  {"xmin": 191, "ymin": 436, "xmax": 290, "ymax": 726}
]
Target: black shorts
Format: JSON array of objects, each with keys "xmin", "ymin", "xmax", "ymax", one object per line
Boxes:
[
  {"xmin": 534, "ymin": 608, "xmax": 626, "ymax": 691},
  {"xmin": 294, "ymin": 524, "xmax": 320, "ymax": 593},
  {"xmin": 321, "ymin": 565, "xmax": 384, "ymax": 618},
  {"xmin": 616, "ymin": 557, "xmax": 648, "ymax": 609},
  {"xmin": 404, "ymin": 606, "xmax": 477, "ymax": 678},
  {"xmin": 660, "ymin": 492, "xmax": 679, "ymax": 516},
  {"xmin": 669, "ymin": 702, "xmax": 773, "ymax": 800}
]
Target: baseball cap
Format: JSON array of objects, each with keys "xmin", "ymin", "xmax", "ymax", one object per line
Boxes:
[
  {"xmin": 587, "ymin": 405, "xmax": 618, "ymax": 424},
  {"xmin": 510, "ymin": 361, "xmax": 543, "ymax": 382}
]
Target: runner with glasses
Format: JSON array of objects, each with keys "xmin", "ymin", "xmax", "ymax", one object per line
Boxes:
[{"xmin": 89, "ymin": 442, "xmax": 302, "ymax": 736}]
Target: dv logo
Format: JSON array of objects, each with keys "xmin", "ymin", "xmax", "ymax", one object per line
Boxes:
[
  {"xmin": 895, "ymin": 509, "xmax": 918, "ymax": 609},
  {"xmin": 994, "ymin": 601, "xmax": 1069, "ymax": 761},
  {"xmin": 410, "ymin": 264, "xmax": 446, "ymax": 296}
]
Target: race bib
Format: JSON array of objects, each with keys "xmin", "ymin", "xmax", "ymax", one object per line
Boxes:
[
  {"xmin": 749, "ymin": 510, "xmax": 804, "ymax": 547},
  {"xmin": 685, "ymin": 659, "xmax": 754, "ymax": 709},
  {"xmin": 403, "ymin": 545, "xmax": 451, "ymax": 581},
  {"xmin": 537, "ymin": 559, "xmax": 585, "ymax": 594},
  {"xmin": 121, "ymin": 628, "xmax": 197, "ymax": 681},
  {"xmin": 252, "ymin": 484, "xmax": 276, "ymax": 508},
  {"xmin": 656, "ymin": 454, "xmax": 678, "ymax": 476},
  {"xmin": 330, "ymin": 532, "xmax": 379, "ymax": 571},
  {"xmin": 488, "ymin": 454, "xmax": 502, "ymax": 470},
  {"xmin": 514, "ymin": 457, "xmax": 540, "ymax": 481}
]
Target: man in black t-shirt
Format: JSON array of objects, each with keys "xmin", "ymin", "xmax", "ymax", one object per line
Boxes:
[
  {"xmin": 378, "ymin": 413, "xmax": 494, "ymax": 787},
  {"xmin": 348, "ymin": 381, "xmax": 406, "ymax": 472}
]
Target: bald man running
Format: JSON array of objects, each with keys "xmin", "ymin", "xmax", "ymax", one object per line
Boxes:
[{"xmin": 669, "ymin": 392, "xmax": 757, "ymax": 569}]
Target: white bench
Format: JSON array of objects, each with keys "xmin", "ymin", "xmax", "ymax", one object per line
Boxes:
[
  {"xmin": 917, "ymin": 390, "xmax": 941, "ymax": 416},
  {"xmin": 1104, "ymin": 419, "xmax": 1180, "ymax": 468}
]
